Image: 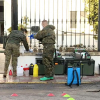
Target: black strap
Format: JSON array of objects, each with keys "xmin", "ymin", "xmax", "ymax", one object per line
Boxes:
[
  {"xmin": 75, "ymin": 69, "xmax": 79, "ymax": 86},
  {"xmin": 69, "ymin": 68, "xmax": 79, "ymax": 87}
]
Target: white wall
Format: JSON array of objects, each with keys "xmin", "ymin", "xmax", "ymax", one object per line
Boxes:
[
  {"xmin": 91, "ymin": 56, "xmax": 100, "ymax": 74},
  {"xmin": 4, "ymin": 0, "xmax": 11, "ymax": 34},
  {"xmin": 17, "ymin": 56, "xmax": 42, "ymax": 67},
  {"xmin": 18, "ymin": 56, "xmax": 100, "ymax": 75}
]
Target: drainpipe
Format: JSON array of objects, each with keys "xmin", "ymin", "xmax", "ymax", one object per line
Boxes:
[
  {"xmin": 11, "ymin": 0, "xmax": 18, "ymax": 30},
  {"xmin": 98, "ymin": 0, "xmax": 100, "ymax": 51}
]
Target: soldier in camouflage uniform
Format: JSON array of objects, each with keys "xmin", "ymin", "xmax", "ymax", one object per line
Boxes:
[
  {"xmin": 3, "ymin": 29, "xmax": 29, "ymax": 78},
  {"xmin": 34, "ymin": 20, "xmax": 55, "ymax": 81}
]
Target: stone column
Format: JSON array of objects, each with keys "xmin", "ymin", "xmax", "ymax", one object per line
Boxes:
[{"xmin": 11, "ymin": 0, "xmax": 18, "ymax": 30}]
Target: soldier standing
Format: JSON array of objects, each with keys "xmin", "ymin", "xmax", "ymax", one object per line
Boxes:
[
  {"xmin": 34, "ymin": 20, "xmax": 55, "ymax": 81},
  {"xmin": 3, "ymin": 29, "xmax": 29, "ymax": 78}
]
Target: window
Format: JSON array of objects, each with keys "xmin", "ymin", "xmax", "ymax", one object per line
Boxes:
[
  {"xmin": 80, "ymin": 11, "xmax": 86, "ymax": 28},
  {"xmin": 70, "ymin": 11, "xmax": 77, "ymax": 28},
  {"xmin": 80, "ymin": 11, "xmax": 86, "ymax": 21}
]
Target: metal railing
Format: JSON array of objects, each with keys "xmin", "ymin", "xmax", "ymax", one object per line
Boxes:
[{"xmin": 18, "ymin": 0, "xmax": 99, "ymax": 52}]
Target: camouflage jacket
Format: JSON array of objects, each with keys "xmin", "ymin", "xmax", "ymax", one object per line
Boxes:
[
  {"xmin": 6, "ymin": 30, "xmax": 29, "ymax": 51},
  {"xmin": 34, "ymin": 25, "xmax": 55, "ymax": 44}
]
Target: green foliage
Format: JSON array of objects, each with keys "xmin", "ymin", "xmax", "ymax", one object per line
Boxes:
[
  {"xmin": 7, "ymin": 16, "xmax": 29, "ymax": 33},
  {"xmin": 22, "ymin": 16, "xmax": 29, "ymax": 27},
  {"xmin": 84, "ymin": 0, "xmax": 99, "ymax": 40}
]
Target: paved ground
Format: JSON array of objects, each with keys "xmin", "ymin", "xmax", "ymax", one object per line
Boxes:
[
  {"xmin": 0, "ymin": 83, "xmax": 100, "ymax": 100},
  {"xmin": 0, "ymin": 74, "xmax": 100, "ymax": 84}
]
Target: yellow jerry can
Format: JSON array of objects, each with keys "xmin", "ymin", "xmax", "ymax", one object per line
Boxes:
[{"xmin": 33, "ymin": 64, "xmax": 39, "ymax": 77}]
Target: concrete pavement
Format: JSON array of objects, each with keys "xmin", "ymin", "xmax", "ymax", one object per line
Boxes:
[{"xmin": 0, "ymin": 83, "xmax": 100, "ymax": 100}]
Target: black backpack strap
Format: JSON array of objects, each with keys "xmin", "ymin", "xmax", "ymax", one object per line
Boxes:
[{"xmin": 74, "ymin": 69, "xmax": 79, "ymax": 86}]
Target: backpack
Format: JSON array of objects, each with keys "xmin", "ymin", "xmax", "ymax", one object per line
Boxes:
[{"xmin": 65, "ymin": 64, "xmax": 83, "ymax": 87}]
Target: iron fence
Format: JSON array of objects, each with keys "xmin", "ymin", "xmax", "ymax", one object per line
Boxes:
[{"xmin": 16, "ymin": 0, "xmax": 99, "ymax": 51}]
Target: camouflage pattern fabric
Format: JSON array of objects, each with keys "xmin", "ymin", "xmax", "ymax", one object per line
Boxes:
[
  {"xmin": 4, "ymin": 44, "xmax": 20, "ymax": 56},
  {"xmin": 43, "ymin": 44, "xmax": 55, "ymax": 77},
  {"xmin": 6, "ymin": 30, "xmax": 29, "ymax": 51},
  {"xmin": 34, "ymin": 25, "xmax": 55, "ymax": 77},
  {"xmin": 4, "ymin": 44, "xmax": 19, "ymax": 75},
  {"xmin": 34, "ymin": 25, "xmax": 55, "ymax": 44},
  {"xmin": 4, "ymin": 55, "xmax": 11, "ymax": 75},
  {"xmin": 4, "ymin": 55, "xmax": 17, "ymax": 75},
  {"xmin": 4, "ymin": 30, "xmax": 29, "ymax": 75}
]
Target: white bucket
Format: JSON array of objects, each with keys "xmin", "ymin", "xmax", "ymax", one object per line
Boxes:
[
  {"xmin": 17, "ymin": 66, "xmax": 23, "ymax": 76},
  {"xmin": 23, "ymin": 68, "xmax": 29, "ymax": 76}
]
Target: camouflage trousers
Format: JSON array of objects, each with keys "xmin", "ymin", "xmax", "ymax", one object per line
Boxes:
[
  {"xmin": 42, "ymin": 44, "xmax": 55, "ymax": 77},
  {"xmin": 4, "ymin": 43, "xmax": 20, "ymax": 75}
]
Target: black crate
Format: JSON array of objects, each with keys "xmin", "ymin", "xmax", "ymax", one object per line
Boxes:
[
  {"xmin": 65, "ymin": 58, "xmax": 95, "ymax": 76},
  {"xmin": 53, "ymin": 58, "xmax": 64, "ymax": 75},
  {"xmin": 36, "ymin": 58, "xmax": 64, "ymax": 75}
]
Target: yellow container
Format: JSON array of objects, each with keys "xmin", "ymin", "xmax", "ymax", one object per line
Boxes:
[{"xmin": 33, "ymin": 64, "xmax": 38, "ymax": 77}]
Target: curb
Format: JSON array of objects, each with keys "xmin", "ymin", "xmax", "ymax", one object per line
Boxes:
[{"xmin": 0, "ymin": 81, "xmax": 94, "ymax": 84}]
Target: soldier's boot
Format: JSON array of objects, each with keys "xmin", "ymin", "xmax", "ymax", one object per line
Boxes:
[
  {"xmin": 3, "ymin": 71, "xmax": 7, "ymax": 78},
  {"xmin": 3, "ymin": 74, "xmax": 6, "ymax": 78},
  {"xmin": 13, "ymin": 71, "xmax": 17, "ymax": 77},
  {"xmin": 40, "ymin": 76, "xmax": 54, "ymax": 81}
]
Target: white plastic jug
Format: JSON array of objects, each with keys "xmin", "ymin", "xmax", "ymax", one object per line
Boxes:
[{"xmin": 17, "ymin": 66, "xmax": 23, "ymax": 76}]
